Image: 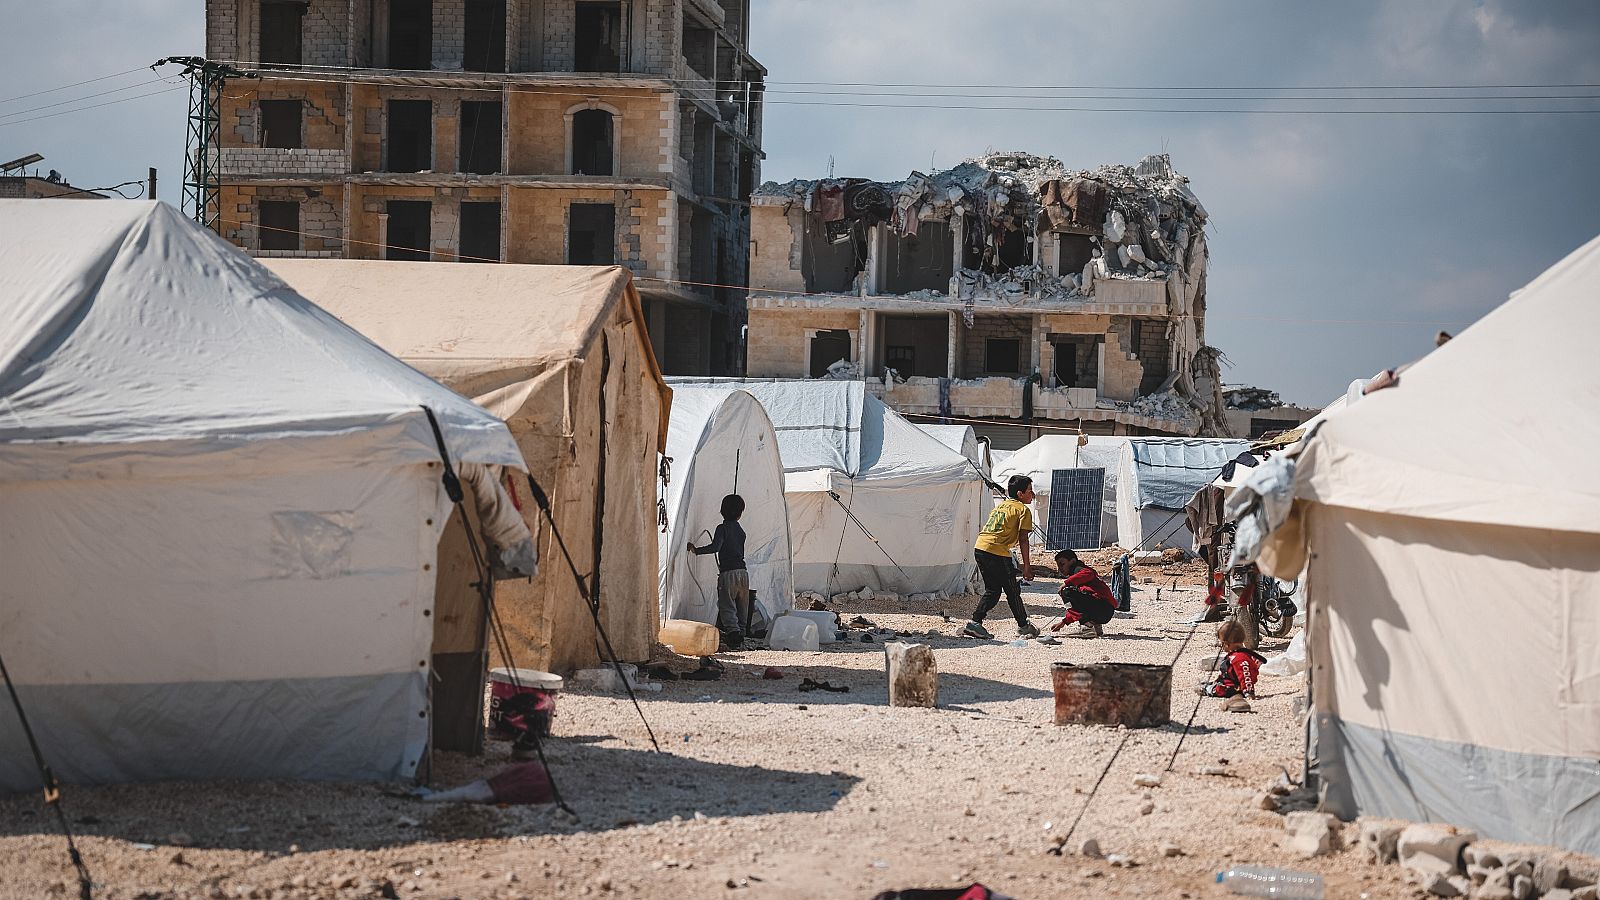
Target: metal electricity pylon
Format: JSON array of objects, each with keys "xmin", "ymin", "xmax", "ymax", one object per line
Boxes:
[{"xmin": 154, "ymin": 57, "xmax": 255, "ymax": 230}]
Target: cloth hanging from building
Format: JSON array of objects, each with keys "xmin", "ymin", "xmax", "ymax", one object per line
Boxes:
[
  {"xmin": 816, "ymin": 183, "xmax": 846, "ymax": 222},
  {"xmin": 1065, "ymin": 179, "xmax": 1109, "ymax": 228},
  {"xmin": 938, "ymin": 378, "xmax": 953, "ymax": 420},
  {"xmin": 843, "ymin": 181, "xmax": 892, "ymax": 223}
]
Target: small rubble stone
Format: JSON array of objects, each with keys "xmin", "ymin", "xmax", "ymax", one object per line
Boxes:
[
  {"xmin": 1574, "ymin": 886, "xmax": 1600, "ymax": 900},
  {"xmin": 1359, "ymin": 821, "xmax": 1402, "ymax": 865},
  {"xmin": 1545, "ymin": 889, "xmax": 1575, "ymax": 900},
  {"xmin": 1139, "ymin": 801, "xmax": 1155, "ymax": 816},
  {"xmin": 1535, "ymin": 857, "xmax": 1570, "ymax": 895},
  {"xmin": 1508, "ymin": 858, "xmax": 1535, "ymax": 879},
  {"xmin": 1283, "ymin": 811, "xmax": 1341, "ymax": 858},
  {"xmin": 1199, "ymin": 765, "xmax": 1232, "ymax": 777},
  {"xmin": 1477, "ymin": 869, "xmax": 1515, "ymax": 900},
  {"xmin": 1159, "ymin": 843, "xmax": 1184, "ymax": 858},
  {"xmin": 1398, "ymin": 824, "xmax": 1474, "ymax": 878},
  {"xmin": 1106, "ymin": 853, "xmax": 1139, "ymax": 868},
  {"xmin": 1132, "ymin": 773, "xmax": 1162, "ymax": 788},
  {"xmin": 1078, "ymin": 838, "xmax": 1103, "ymax": 859},
  {"xmin": 1513, "ymin": 874, "xmax": 1535, "ymax": 900},
  {"xmin": 1422, "ymin": 873, "xmax": 1464, "ymax": 897},
  {"xmin": 1254, "ymin": 792, "xmax": 1281, "ymax": 811}
]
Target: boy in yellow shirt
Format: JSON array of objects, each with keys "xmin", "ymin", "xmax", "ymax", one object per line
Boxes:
[{"xmin": 964, "ymin": 475, "xmax": 1040, "ymax": 640}]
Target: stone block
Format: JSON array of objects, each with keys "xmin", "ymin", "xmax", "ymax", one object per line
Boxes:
[
  {"xmin": 1397, "ymin": 824, "xmax": 1473, "ymax": 879},
  {"xmin": 1283, "ymin": 811, "xmax": 1340, "ymax": 859},
  {"xmin": 884, "ymin": 642, "xmax": 937, "ymax": 707},
  {"xmin": 1360, "ymin": 820, "xmax": 1402, "ymax": 865}
]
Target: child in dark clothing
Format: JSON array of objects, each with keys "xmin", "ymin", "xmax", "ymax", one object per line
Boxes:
[
  {"xmin": 688, "ymin": 494, "xmax": 751, "ymax": 649},
  {"xmin": 1197, "ymin": 620, "xmax": 1267, "ymax": 712},
  {"xmin": 1049, "ymin": 549, "xmax": 1117, "ymax": 638}
]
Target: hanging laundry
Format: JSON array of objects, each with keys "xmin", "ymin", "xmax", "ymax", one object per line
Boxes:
[{"xmin": 815, "ymin": 183, "xmax": 846, "ymax": 222}]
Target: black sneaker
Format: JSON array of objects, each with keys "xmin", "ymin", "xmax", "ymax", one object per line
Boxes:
[
  {"xmin": 962, "ymin": 621, "xmax": 993, "ymax": 640},
  {"xmin": 1018, "ymin": 622, "xmax": 1041, "ymax": 638}
]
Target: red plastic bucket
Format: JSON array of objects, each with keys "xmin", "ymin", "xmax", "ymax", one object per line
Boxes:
[{"xmin": 488, "ymin": 668, "xmax": 563, "ymax": 738}]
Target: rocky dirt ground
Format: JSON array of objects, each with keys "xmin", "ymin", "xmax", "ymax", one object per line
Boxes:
[{"xmin": 1, "ymin": 573, "xmax": 1593, "ymax": 899}]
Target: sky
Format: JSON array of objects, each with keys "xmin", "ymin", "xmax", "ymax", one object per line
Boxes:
[{"xmin": 3, "ymin": 0, "xmax": 1598, "ymax": 405}]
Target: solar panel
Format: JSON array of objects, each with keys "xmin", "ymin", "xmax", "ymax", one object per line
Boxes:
[{"xmin": 1046, "ymin": 467, "xmax": 1105, "ymax": 550}]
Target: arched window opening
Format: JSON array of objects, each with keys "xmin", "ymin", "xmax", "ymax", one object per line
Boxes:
[{"xmin": 571, "ymin": 108, "xmax": 614, "ymax": 176}]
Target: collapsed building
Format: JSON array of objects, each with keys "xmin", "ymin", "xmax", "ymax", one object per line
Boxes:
[
  {"xmin": 1222, "ymin": 385, "xmax": 1319, "ymax": 440},
  {"xmin": 745, "ymin": 151, "xmax": 1231, "ymax": 445}
]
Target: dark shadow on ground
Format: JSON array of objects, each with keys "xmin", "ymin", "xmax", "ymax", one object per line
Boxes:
[
  {"xmin": 584, "ymin": 661, "xmax": 1053, "ymax": 711},
  {"xmin": 0, "ymin": 743, "xmax": 860, "ymax": 851}
]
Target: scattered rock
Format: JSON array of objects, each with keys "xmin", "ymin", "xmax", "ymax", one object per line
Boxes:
[
  {"xmin": 1477, "ymin": 868, "xmax": 1515, "ymax": 900},
  {"xmin": 1078, "ymin": 838, "xmax": 1103, "ymax": 859},
  {"xmin": 1078, "ymin": 867, "xmax": 1103, "ymax": 879},
  {"xmin": 1359, "ymin": 821, "xmax": 1402, "ymax": 865},
  {"xmin": 1254, "ymin": 792, "xmax": 1281, "ymax": 811},
  {"xmin": 1398, "ymin": 824, "xmax": 1474, "ymax": 878},
  {"xmin": 1159, "ymin": 842, "xmax": 1184, "ymax": 858},
  {"xmin": 1106, "ymin": 854, "xmax": 1139, "ymax": 868},
  {"xmin": 168, "ymin": 850, "xmax": 187, "ymax": 866},
  {"xmin": 1513, "ymin": 874, "xmax": 1535, "ymax": 900},
  {"xmin": 1574, "ymin": 886, "xmax": 1600, "ymax": 900},
  {"xmin": 1132, "ymin": 773, "xmax": 1162, "ymax": 788},
  {"xmin": 1529, "ymin": 851, "xmax": 1568, "ymax": 890},
  {"xmin": 1139, "ymin": 801, "xmax": 1155, "ymax": 816},
  {"xmin": 1198, "ymin": 765, "xmax": 1232, "ymax": 777},
  {"xmin": 1283, "ymin": 811, "xmax": 1341, "ymax": 859},
  {"xmin": 1545, "ymin": 889, "xmax": 1575, "ymax": 900},
  {"xmin": 1423, "ymin": 872, "xmax": 1464, "ymax": 897}
]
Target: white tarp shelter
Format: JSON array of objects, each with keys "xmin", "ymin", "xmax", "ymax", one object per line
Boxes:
[
  {"xmin": 669, "ymin": 379, "xmax": 985, "ymax": 598},
  {"xmin": 914, "ymin": 423, "xmax": 990, "ymax": 478},
  {"xmin": 1116, "ymin": 437, "xmax": 1249, "ymax": 551},
  {"xmin": 658, "ymin": 387, "xmax": 793, "ymax": 627},
  {"xmin": 0, "ymin": 202, "xmax": 523, "ymax": 789},
  {"xmin": 993, "ymin": 435, "xmax": 1129, "ymax": 547},
  {"xmin": 1258, "ymin": 234, "xmax": 1600, "ymax": 855}
]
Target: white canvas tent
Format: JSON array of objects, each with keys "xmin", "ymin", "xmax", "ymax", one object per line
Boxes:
[
  {"xmin": 669, "ymin": 379, "xmax": 985, "ymax": 598},
  {"xmin": 1116, "ymin": 438, "xmax": 1249, "ymax": 551},
  {"xmin": 267, "ymin": 258, "xmax": 670, "ymax": 675},
  {"xmin": 658, "ymin": 387, "xmax": 793, "ymax": 627},
  {"xmin": 993, "ymin": 435, "xmax": 1129, "ymax": 547},
  {"xmin": 0, "ymin": 202, "xmax": 523, "ymax": 789},
  {"xmin": 915, "ymin": 423, "xmax": 991, "ymax": 478},
  {"xmin": 1257, "ymin": 234, "xmax": 1600, "ymax": 855}
]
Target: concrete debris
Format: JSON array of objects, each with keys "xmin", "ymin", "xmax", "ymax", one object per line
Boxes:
[
  {"xmin": 1223, "ymin": 386, "xmax": 1285, "ymax": 411},
  {"xmin": 1514, "ymin": 874, "xmax": 1536, "ymax": 900},
  {"xmin": 1477, "ymin": 868, "xmax": 1516, "ymax": 900},
  {"xmin": 826, "ymin": 358, "xmax": 863, "ymax": 380},
  {"xmin": 1159, "ymin": 842, "xmax": 1184, "ymax": 858},
  {"xmin": 1576, "ymin": 886, "xmax": 1600, "ymax": 900},
  {"xmin": 1397, "ymin": 824, "xmax": 1475, "ymax": 878},
  {"xmin": 1422, "ymin": 872, "xmax": 1468, "ymax": 897},
  {"xmin": 1138, "ymin": 800, "xmax": 1156, "ymax": 816},
  {"xmin": 1254, "ymin": 792, "xmax": 1281, "ymax": 811},
  {"xmin": 1106, "ymin": 853, "xmax": 1139, "ymax": 868},
  {"xmin": 1282, "ymin": 811, "xmax": 1341, "ymax": 859},
  {"xmin": 1535, "ymin": 857, "xmax": 1571, "ymax": 895},
  {"xmin": 1358, "ymin": 821, "xmax": 1402, "ymax": 865},
  {"xmin": 1078, "ymin": 838, "xmax": 1103, "ymax": 859},
  {"xmin": 1132, "ymin": 773, "xmax": 1162, "ymax": 788}
]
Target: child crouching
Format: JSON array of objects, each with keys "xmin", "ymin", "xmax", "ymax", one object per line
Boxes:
[
  {"xmin": 1049, "ymin": 549, "xmax": 1117, "ymax": 638},
  {"xmin": 1198, "ymin": 620, "xmax": 1268, "ymax": 712}
]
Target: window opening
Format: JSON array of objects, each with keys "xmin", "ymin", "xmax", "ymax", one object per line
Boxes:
[
  {"xmin": 389, "ymin": 0, "xmax": 433, "ymax": 70},
  {"xmin": 1055, "ymin": 341, "xmax": 1078, "ymax": 387},
  {"xmin": 1057, "ymin": 232, "xmax": 1095, "ymax": 277},
  {"xmin": 880, "ymin": 315, "xmax": 948, "ymax": 378},
  {"xmin": 258, "ymin": 200, "xmax": 300, "ymax": 251},
  {"xmin": 385, "ymin": 99, "xmax": 432, "ymax": 172},
  {"xmin": 458, "ymin": 100, "xmax": 501, "ymax": 174},
  {"xmin": 567, "ymin": 203, "xmax": 615, "ymax": 264},
  {"xmin": 575, "ymin": 2, "xmax": 623, "ymax": 72},
  {"xmin": 462, "ymin": 0, "xmax": 507, "ymax": 72},
  {"xmin": 260, "ymin": 1, "xmax": 305, "ymax": 67},
  {"xmin": 386, "ymin": 200, "xmax": 431, "ymax": 260},
  {"xmin": 809, "ymin": 329, "xmax": 852, "ymax": 378},
  {"xmin": 459, "ymin": 201, "xmax": 501, "ymax": 262},
  {"xmin": 985, "ymin": 338, "xmax": 1020, "ymax": 375},
  {"xmin": 259, "ymin": 99, "xmax": 303, "ymax": 149},
  {"xmin": 570, "ymin": 108, "xmax": 614, "ymax": 175},
  {"xmin": 884, "ymin": 220, "xmax": 953, "ymax": 294}
]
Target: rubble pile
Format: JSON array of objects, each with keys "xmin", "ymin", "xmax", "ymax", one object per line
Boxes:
[
  {"xmin": 755, "ymin": 150, "xmax": 1210, "ymax": 303},
  {"xmin": 1224, "ymin": 386, "xmax": 1285, "ymax": 410}
]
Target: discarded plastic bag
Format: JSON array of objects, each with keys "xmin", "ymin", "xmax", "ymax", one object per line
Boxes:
[{"xmin": 1261, "ymin": 632, "xmax": 1306, "ymax": 677}]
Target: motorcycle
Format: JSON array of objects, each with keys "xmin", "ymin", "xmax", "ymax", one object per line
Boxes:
[{"xmin": 1231, "ymin": 567, "xmax": 1298, "ymax": 648}]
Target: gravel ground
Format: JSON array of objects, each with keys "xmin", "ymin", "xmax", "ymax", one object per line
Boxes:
[{"xmin": 1, "ymin": 575, "xmax": 1591, "ymax": 899}]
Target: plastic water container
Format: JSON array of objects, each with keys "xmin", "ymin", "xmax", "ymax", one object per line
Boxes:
[
  {"xmin": 1216, "ymin": 866, "xmax": 1324, "ymax": 899},
  {"xmin": 659, "ymin": 619, "xmax": 720, "ymax": 656},
  {"xmin": 767, "ymin": 616, "xmax": 819, "ymax": 651},
  {"xmin": 488, "ymin": 668, "xmax": 562, "ymax": 738},
  {"xmin": 782, "ymin": 609, "xmax": 839, "ymax": 644}
]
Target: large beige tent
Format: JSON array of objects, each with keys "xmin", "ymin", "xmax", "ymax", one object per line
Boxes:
[
  {"xmin": 268, "ymin": 260, "xmax": 671, "ymax": 674},
  {"xmin": 1258, "ymin": 235, "xmax": 1600, "ymax": 854}
]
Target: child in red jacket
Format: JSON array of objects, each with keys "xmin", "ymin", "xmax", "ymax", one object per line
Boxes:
[
  {"xmin": 1049, "ymin": 549, "xmax": 1117, "ymax": 638},
  {"xmin": 1198, "ymin": 620, "xmax": 1267, "ymax": 712}
]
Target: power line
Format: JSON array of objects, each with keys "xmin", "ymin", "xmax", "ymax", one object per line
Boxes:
[
  {"xmin": 0, "ymin": 77, "xmax": 176, "ymax": 123},
  {"xmin": 0, "ymin": 85, "xmax": 186, "ymax": 129},
  {"xmin": 0, "ymin": 65, "xmax": 151, "ymax": 105}
]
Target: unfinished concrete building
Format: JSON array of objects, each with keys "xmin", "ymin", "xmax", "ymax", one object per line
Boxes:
[
  {"xmin": 204, "ymin": 0, "xmax": 765, "ymax": 375},
  {"xmin": 746, "ymin": 152, "xmax": 1230, "ymax": 447}
]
